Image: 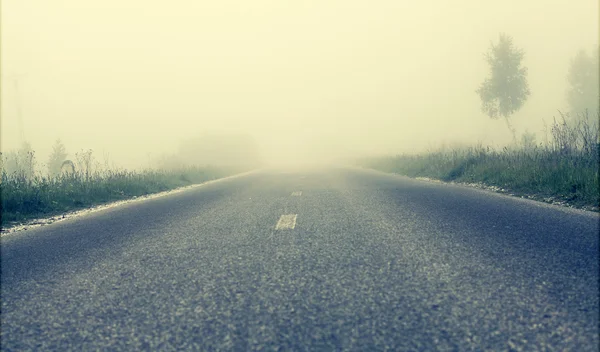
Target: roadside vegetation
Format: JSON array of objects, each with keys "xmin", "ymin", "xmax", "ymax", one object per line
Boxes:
[
  {"xmin": 358, "ymin": 37, "xmax": 598, "ymax": 211},
  {"xmin": 0, "ymin": 141, "xmax": 256, "ymax": 228},
  {"xmin": 358, "ymin": 111, "xmax": 599, "ymax": 211}
]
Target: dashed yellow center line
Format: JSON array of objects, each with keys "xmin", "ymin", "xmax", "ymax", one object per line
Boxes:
[
  {"xmin": 291, "ymin": 191, "xmax": 302, "ymax": 196},
  {"xmin": 275, "ymin": 214, "xmax": 297, "ymax": 230}
]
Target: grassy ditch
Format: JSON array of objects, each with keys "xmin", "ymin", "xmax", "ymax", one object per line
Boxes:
[
  {"xmin": 358, "ymin": 114, "xmax": 599, "ymax": 211},
  {"xmin": 0, "ymin": 165, "xmax": 249, "ymax": 228}
]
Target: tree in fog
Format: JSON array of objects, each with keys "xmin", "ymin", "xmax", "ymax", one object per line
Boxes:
[
  {"xmin": 566, "ymin": 47, "xmax": 599, "ymax": 118},
  {"xmin": 48, "ymin": 139, "xmax": 68, "ymax": 177},
  {"xmin": 2, "ymin": 142, "xmax": 36, "ymax": 178},
  {"xmin": 476, "ymin": 33, "xmax": 530, "ymax": 141}
]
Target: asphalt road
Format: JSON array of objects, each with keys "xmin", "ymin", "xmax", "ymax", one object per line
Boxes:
[{"xmin": 1, "ymin": 167, "xmax": 598, "ymax": 351}]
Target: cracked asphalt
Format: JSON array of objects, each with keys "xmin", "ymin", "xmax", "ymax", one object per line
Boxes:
[{"xmin": 1, "ymin": 167, "xmax": 598, "ymax": 351}]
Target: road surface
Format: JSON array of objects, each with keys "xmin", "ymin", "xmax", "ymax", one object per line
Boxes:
[{"xmin": 2, "ymin": 167, "xmax": 598, "ymax": 351}]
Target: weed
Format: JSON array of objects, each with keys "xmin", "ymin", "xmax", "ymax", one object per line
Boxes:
[
  {"xmin": 359, "ymin": 111, "xmax": 599, "ymax": 210},
  {"xmin": 1, "ymin": 151, "xmax": 249, "ymax": 226}
]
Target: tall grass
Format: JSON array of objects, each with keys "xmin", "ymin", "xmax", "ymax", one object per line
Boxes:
[
  {"xmin": 1, "ymin": 160, "xmax": 250, "ymax": 227},
  {"xmin": 359, "ymin": 111, "xmax": 600, "ymax": 210}
]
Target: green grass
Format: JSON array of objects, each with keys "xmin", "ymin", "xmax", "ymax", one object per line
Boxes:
[
  {"xmin": 1, "ymin": 165, "xmax": 248, "ymax": 227},
  {"xmin": 359, "ymin": 112, "xmax": 599, "ymax": 210},
  {"xmin": 358, "ymin": 145, "xmax": 599, "ymax": 210}
]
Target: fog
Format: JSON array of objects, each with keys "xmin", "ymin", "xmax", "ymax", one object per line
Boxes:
[{"xmin": 1, "ymin": 0, "xmax": 598, "ymax": 169}]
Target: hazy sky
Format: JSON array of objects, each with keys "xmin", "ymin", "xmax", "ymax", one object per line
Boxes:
[{"xmin": 1, "ymin": 0, "xmax": 598, "ymax": 167}]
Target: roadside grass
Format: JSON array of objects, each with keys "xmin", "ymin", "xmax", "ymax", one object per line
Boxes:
[
  {"xmin": 0, "ymin": 165, "xmax": 248, "ymax": 227},
  {"xmin": 358, "ymin": 112, "xmax": 599, "ymax": 210}
]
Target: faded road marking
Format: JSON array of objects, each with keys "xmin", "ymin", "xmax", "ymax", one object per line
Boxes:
[
  {"xmin": 291, "ymin": 191, "xmax": 302, "ymax": 196},
  {"xmin": 276, "ymin": 214, "xmax": 297, "ymax": 230}
]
